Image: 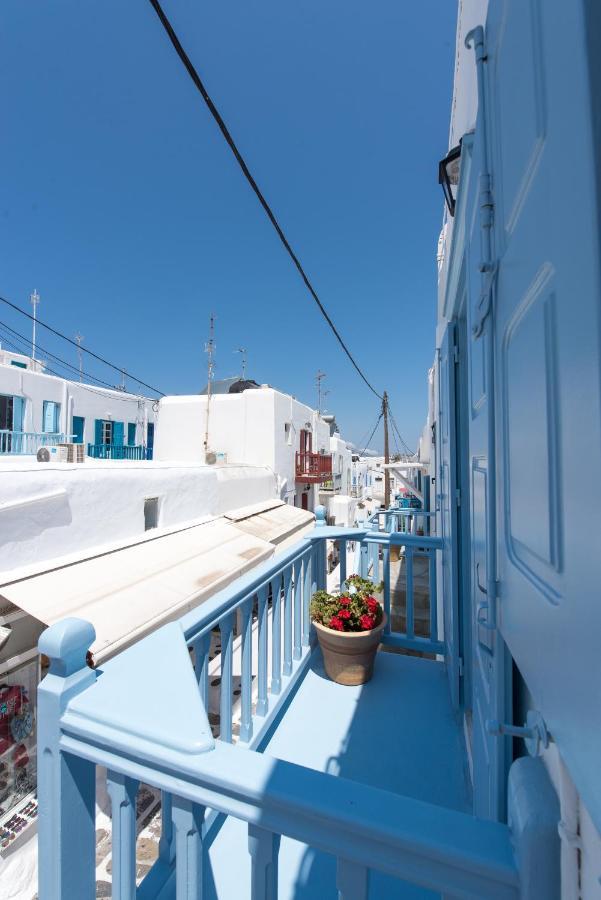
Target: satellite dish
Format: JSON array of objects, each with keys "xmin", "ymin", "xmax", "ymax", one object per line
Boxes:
[
  {"xmin": 205, "ymin": 451, "xmax": 217, "ymax": 465},
  {"xmin": 37, "ymin": 447, "xmax": 50, "ymax": 462}
]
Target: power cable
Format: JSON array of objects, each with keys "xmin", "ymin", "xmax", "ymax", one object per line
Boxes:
[
  {"xmin": 0, "ymin": 326, "xmax": 153, "ymax": 405},
  {"xmin": 359, "ymin": 411, "xmax": 383, "ymax": 457},
  {"xmin": 145, "ymin": 0, "xmax": 382, "ymax": 400},
  {"xmin": 0, "ymin": 318, "xmax": 141, "ymax": 394},
  {"xmin": 0, "ymin": 294, "xmax": 165, "ymax": 396},
  {"xmin": 388, "ymin": 406, "xmax": 414, "ymax": 456}
]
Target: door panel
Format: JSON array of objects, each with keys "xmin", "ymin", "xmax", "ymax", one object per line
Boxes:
[
  {"xmin": 438, "ymin": 324, "xmax": 460, "ymax": 708},
  {"xmin": 488, "ymin": 0, "xmax": 601, "ymax": 829}
]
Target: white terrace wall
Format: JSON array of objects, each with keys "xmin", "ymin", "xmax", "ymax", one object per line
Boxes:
[
  {"xmin": 0, "ymin": 460, "xmax": 276, "ymax": 573},
  {"xmin": 155, "ymin": 387, "xmax": 332, "ymax": 508}
]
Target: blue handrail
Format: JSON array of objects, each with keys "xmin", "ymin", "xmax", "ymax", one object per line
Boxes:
[
  {"xmin": 87, "ymin": 443, "xmax": 149, "ymax": 460},
  {"xmin": 36, "ymin": 527, "xmax": 519, "ymax": 900}
]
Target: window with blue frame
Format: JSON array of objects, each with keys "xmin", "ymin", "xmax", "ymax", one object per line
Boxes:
[
  {"xmin": 127, "ymin": 422, "xmax": 136, "ymax": 445},
  {"xmin": 10, "ymin": 361, "xmax": 26, "ymax": 369},
  {"xmin": 42, "ymin": 400, "xmax": 60, "ymax": 433}
]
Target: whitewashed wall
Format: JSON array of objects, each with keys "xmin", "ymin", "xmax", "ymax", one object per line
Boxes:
[{"xmin": 0, "ymin": 460, "xmax": 276, "ymax": 573}]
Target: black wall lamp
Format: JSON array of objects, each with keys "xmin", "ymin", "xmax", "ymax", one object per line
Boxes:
[{"xmin": 438, "ymin": 142, "xmax": 462, "ymax": 216}]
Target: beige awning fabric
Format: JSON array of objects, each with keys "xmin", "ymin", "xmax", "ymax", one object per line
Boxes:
[
  {"xmin": 225, "ymin": 499, "xmax": 314, "ymax": 547},
  {"xmin": 0, "ymin": 502, "xmax": 313, "ymax": 665}
]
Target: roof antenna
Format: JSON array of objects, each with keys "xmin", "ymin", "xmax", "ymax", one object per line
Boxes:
[
  {"xmin": 30, "ymin": 289, "xmax": 40, "ymax": 361},
  {"xmin": 235, "ymin": 347, "xmax": 247, "ymax": 380},
  {"xmin": 204, "ymin": 313, "xmax": 216, "ymax": 457},
  {"xmin": 74, "ymin": 332, "xmax": 84, "ymax": 381}
]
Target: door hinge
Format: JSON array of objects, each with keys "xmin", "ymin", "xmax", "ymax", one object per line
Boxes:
[
  {"xmin": 455, "ymin": 488, "xmax": 461, "ymax": 507},
  {"xmin": 453, "ymin": 343, "xmax": 459, "ymax": 364},
  {"xmin": 458, "ymin": 656, "xmax": 464, "ymax": 676}
]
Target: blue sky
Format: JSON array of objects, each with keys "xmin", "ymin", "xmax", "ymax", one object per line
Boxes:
[{"xmin": 0, "ymin": 1, "xmax": 456, "ymax": 451}]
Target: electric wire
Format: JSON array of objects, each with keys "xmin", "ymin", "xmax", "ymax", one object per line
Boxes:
[
  {"xmin": 388, "ymin": 406, "xmax": 414, "ymax": 456},
  {"xmin": 0, "ymin": 326, "xmax": 153, "ymax": 405},
  {"xmin": 145, "ymin": 0, "xmax": 382, "ymax": 400},
  {"xmin": 0, "ymin": 294, "xmax": 165, "ymax": 396},
  {"xmin": 0, "ymin": 318, "xmax": 142, "ymax": 394},
  {"xmin": 358, "ymin": 411, "xmax": 383, "ymax": 457}
]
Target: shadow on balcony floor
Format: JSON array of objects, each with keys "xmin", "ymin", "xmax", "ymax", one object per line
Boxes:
[{"xmin": 203, "ymin": 649, "xmax": 471, "ymax": 899}]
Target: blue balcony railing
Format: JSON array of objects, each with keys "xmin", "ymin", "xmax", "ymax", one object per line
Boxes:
[
  {"xmin": 0, "ymin": 430, "xmax": 69, "ymax": 455},
  {"xmin": 87, "ymin": 443, "xmax": 150, "ymax": 460},
  {"xmin": 36, "ymin": 510, "xmax": 522, "ymax": 899}
]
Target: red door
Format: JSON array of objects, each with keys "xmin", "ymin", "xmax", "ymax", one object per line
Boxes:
[{"xmin": 301, "ymin": 492, "xmax": 308, "ymax": 511}]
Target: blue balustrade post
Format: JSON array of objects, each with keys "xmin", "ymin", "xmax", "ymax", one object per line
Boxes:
[
  {"xmin": 359, "ymin": 538, "xmax": 368, "ymax": 579},
  {"xmin": 248, "ymin": 824, "xmax": 281, "ymax": 900},
  {"xmin": 172, "ymin": 796, "xmax": 206, "ymax": 900},
  {"xmin": 193, "ymin": 633, "xmax": 211, "ymax": 713},
  {"xmin": 292, "ymin": 558, "xmax": 302, "ymax": 661},
  {"xmin": 369, "ymin": 520, "xmax": 380, "ymax": 581},
  {"xmin": 314, "ymin": 505, "xmax": 327, "ymax": 591},
  {"xmin": 337, "ymin": 859, "xmax": 369, "ymax": 900},
  {"xmin": 302, "ymin": 548, "xmax": 312, "ymax": 648},
  {"xmin": 240, "ymin": 598, "xmax": 254, "ymax": 743},
  {"xmin": 282, "ymin": 566, "xmax": 293, "ymax": 677},
  {"xmin": 107, "ymin": 770, "xmax": 139, "ymax": 900},
  {"xmin": 159, "ymin": 792, "xmax": 175, "ymax": 864},
  {"xmin": 219, "ymin": 613, "xmax": 234, "ymax": 742},
  {"xmin": 383, "ymin": 543, "xmax": 391, "ymax": 636},
  {"xmin": 271, "ymin": 574, "xmax": 282, "ymax": 695},
  {"xmin": 406, "ymin": 547, "xmax": 415, "ymax": 639},
  {"xmin": 339, "ymin": 538, "xmax": 347, "ymax": 588},
  {"xmin": 429, "ymin": 549, "xmax": 438, "ymax": 641},
  {"xmin": 37, "ymin": 618, "xmax": 97, "ymax": 900},
  {"xmin": 257, "ymin": 586, "xmax": 269, "ymax": 716}
]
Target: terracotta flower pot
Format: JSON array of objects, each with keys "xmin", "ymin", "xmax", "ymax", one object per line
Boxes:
[{"xmin": 313, "ymin": 614, "xmax": 387, "ymax": 686}]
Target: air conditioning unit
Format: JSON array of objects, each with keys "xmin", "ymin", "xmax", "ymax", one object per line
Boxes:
[{"xmin": 57, "ymin": 443, "xmax": 85, "ymax": 463}]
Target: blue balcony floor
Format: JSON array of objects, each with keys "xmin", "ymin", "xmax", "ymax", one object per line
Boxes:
[{"xmin": 198, "ymin": 649, "xmax": 471, "ymax": 900}]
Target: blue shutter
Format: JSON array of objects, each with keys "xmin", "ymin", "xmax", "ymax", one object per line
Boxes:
[
  {"xmin": 127, "ymin": 422, "xmax": 136, "ymax": 445},
  {"xmin": 12, "ymin": 397, "xmax": 24, "ymax": 433},
  {"xmin": 43, "ymin": 401, "xmax": 55, "ymax": 433},
  {"xmin": 94, "ymin": 419, "xmax": 103, "ymax": 445},
  {"xmin": 113, "ymin": 421, "xmax": 124, "ymax": 447},
  {"xmin": 72, "ymin": 416, "xmax": 85, "ymax": 444}
]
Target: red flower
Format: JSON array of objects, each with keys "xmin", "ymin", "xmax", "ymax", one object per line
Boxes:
[
  {"xmin": 339, "ymin": 597, "xmax": 351, "ymax": 606},
  {"xmin": 338, "ymin": 609, "xmax": 351, "ymax": 620},
  {"xmin": 359, "ymin": 614, "xmax": 376, "ymax": 631},
  {"xmin": 366, "ymin": 597, "xmax": 379, "ymax": 614},
  {"xmin": 329, "ymin": 616, "xmax": 345, "ymax": 631}
]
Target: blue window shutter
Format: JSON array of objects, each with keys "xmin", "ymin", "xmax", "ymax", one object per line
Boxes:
[
  {"xmin": 113, "ymin": 421, "xmax": 124, "ymax": 447},
  {"xmin": 43, "ymin": 401, "xmax": 55, "ymax": 433},
  {"xmin": 13, "ymin": 397, "xmax": 24, "ymax": 432},
  {"xmin": 72, "ymin": 416, "xmax": 85, "ymax": 443},
  {"xmin": 94, "ymin": 419, "xmax": 103, "ymax": 444},
  {"xmin": 127, "ymin": 422, "xmax": 136, "ymax": 445}
]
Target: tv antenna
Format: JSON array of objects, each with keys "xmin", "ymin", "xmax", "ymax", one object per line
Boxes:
[
  {"xmin": 30, "ymin": 289, "xmax": 40, "ymax": 361},
  {"xmin": 316, "ymin": 370, "xmax": 327, "ymax": 414},
  {"xmin": 234, "ymin": 347, "xmax": 247, "ymax": 380},
  {"xmin": 74, "ymin": 332, "xmax": 84, "ymax": 381},
  {"xmin": 204, "ymin": 313, "xmax": 216, "ymax": 454}
]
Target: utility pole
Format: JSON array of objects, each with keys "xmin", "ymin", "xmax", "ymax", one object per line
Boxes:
[
  {"xmin": 204, "ymin": 313, "xmax": 216, "ymax": 456},
  {"xmin": 30, "ymin": 289, "xmax": 40, "ymax": 361},
  {"xmin": 74, "ymin": 332, "xmax": 84, "ymax": 381},
  {"xmin": 383, "ymin": 391, "xmax": 391, "ymax": 509},
  {"xmin": 316, "ymin": 370, "xmax": 326, "ymax": 414},
  {"xmin": 235, "ymin": 347, "xmax": 247, "ymax": 380}
]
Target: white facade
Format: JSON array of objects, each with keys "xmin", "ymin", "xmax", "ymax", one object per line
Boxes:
[
  {"xmin": 0, "ymin": 349, "xmax": 156, "ymax": 450},
  {"xmin": 154, "ymin": 385, "xmax": 334, "ymax": 511}
]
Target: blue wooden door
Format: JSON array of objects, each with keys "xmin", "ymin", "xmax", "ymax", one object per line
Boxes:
[
  {"xmin": 438, "ymin": 323, "xmax": 460, "ymax": 709},
  {"xmin": 72, "ymin": 416, "xmax": 84, "ymax": 444},
  {"xmin": 486, "ymin": 0, "xmax": 601, "ymax": 831}
]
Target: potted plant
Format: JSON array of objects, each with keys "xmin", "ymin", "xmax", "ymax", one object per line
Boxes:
[{"xmin": 310, "ymin": 575, "xmax": 386, "ymax": 685}]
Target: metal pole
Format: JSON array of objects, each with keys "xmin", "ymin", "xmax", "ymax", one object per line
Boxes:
[
  {"xmin": 383, "ymin": 391, "xmax": 390, "ymax": 509},
  {"xmin": 30, "ymin": 289, "xmax": 40, "ymax": 361},
  {"xmin": 75, "ymin": 332, "xmax": 84, "ymax": 381}
]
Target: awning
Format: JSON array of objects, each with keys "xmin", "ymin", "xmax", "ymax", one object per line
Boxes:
[{"xmin": 0, "ymin": 502, "xmax": 314, "ymax": 665}]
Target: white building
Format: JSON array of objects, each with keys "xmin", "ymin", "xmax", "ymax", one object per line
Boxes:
[
  {"xmin": 0, "ymin": 348, "xmax": 156, "ymax": 457},
  {"xmin": 155, "ymin": 381, "xmax": 336, "ymax": 511}
]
